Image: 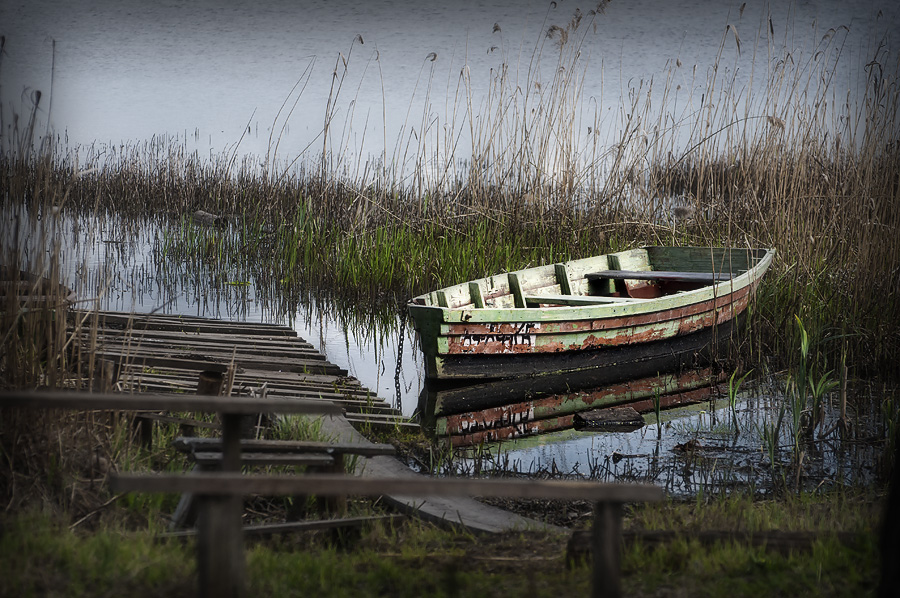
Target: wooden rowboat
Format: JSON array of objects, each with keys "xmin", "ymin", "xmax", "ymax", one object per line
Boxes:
[
  {"xmin": 408, "ymin": 246, "xmax": 774, "ymax": 386},
  {"xmin": 409, "ymin": 246, "xmax": 773, "ymax": 444}
]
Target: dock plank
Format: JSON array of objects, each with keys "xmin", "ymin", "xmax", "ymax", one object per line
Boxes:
[
  {"xmin": 73, "ymin": 310, "xmax": 401, "ymax": 426},
  {"xmin": 74, "ymin": 311, "xmax": 298, "ymax": 336},
  {"xmin": 87, "ymin": 349, "xmax": 346, "ymax": 376},
  {"xmin": 86, "ymin": 333, "xmax": 323, "ymax": 358},
  {"xmin": 0, "ymin": 390, "xmax": 343, "ymax": 415},
  {"xmin": 84, "ymin": 342, "xmax": 331, "ymax": 365}
]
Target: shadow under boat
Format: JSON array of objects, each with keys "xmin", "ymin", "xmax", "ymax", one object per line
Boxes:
[{"xmin": 417, "ymin": 317, "xmax": 743, "ymax": 447}]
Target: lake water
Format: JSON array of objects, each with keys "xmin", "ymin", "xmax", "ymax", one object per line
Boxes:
[
  {"xmin": 3, "ymin": 0, "xmax": 898, "ymax": 165},
  {"xmin": 461, "ymin": 376, "xmax": 888, "ymax": 495}
]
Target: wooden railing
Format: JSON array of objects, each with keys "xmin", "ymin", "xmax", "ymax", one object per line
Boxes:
[
  {"xmin": 0, "ymin": 389, "xmax": 342, "ymax": 598},
  {"xmin": 2, "ymin": 389, "xmax": 663, "ymax": 598},
  {"xmin": 113, "ymin": 472, "xmax": 662, "ymax": 598}
]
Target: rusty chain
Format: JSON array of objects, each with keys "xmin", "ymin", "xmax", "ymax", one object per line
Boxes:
[{"xmin": 394, "ymin": 308, "xmax": 407, "ymax": 412}]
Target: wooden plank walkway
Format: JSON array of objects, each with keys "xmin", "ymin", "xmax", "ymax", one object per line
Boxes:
[
  {"xmin": 69, "ymin": 309, "xmax": 558, "ymax": 534},
  {"xmin": 70, "ymin": 310, "xmax": 413, "ymax": 430},
  {"xmin": 318, "ymin": 414, "xmax": 562, "ymax": 533}
]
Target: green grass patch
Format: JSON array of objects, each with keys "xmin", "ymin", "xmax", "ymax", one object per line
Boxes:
[
  {"xmin": 1, "ymin": 490, "xmax": 882, "ymax": 598},
  {"xmin": 0, "ymin": 509, "xmax": 195, "ymax": 598},
  {"xmin": 622, "ymin": 491, "xmax": 881, "ymax": 597},
  {"xmin": 624, "ymin": 535, "xmax": 877, "ymax": 598}
]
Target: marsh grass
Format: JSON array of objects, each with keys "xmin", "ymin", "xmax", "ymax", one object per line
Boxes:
[
  {"xmin": 625, "ymin": 490, "xmax": 880, "ymax": 596},
  {"xmin": 0, "ymin": 489, "xmax": 881, "ymax": 598},
  {"xmin": 0, "ymin": 509, "xmax": 196, "ymax": 598}
]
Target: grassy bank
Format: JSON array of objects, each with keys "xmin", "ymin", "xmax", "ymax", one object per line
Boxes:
[{"xmin": 0, "ymin": 490, "xmax": 882, "ymax": 598}]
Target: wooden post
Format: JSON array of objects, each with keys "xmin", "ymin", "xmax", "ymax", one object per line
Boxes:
[
  {"xmin": 220, "ymin": 414, "xmax": 242, "ymax": 472},
  {"xmin": 95, "ymin": 359, "xmax": 119, "ymax": 393},
  {"xmin": 131, "ymin": 415, "xmax": 153, "ymax": 449},
  {"xmin": 196, "ymin": 494, "xmax": 244, "ymax": 598},
  {"xmin": 197, "ymin": 371, "xmax": 224, "ymax": 396},
  {"xmin": 195, "ymin": 366, "xmax": 244, "ymax": 598},
  {"xmin": 324, "ymin": 454, "xmax": 347, "ymax": 515},
  {"xmin": 171, "ymin": 371, "xmax": 226, "ymax": 531},
  {"xmin": 197, "ymin": 370, "xmax": 226, "ymax": 442},
  {"xmin": 591, "ymin": 501, "xmax": 623, "ymax": 598},
  {"xmin": 196, "ymin": 413, "xmax": 245, "ymax": 597}
]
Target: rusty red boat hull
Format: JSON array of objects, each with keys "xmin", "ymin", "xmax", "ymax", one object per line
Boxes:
[
  {"xmin": 417, "ymin": 305, "xmax": 744, "ymax": 415},
  {"xmin": 415, "ymin": 315, "xmax": 743, "ymax": 445},
  {"xmin": 408, "ymin": 246, "xmax": 774, "ymax": 382}
]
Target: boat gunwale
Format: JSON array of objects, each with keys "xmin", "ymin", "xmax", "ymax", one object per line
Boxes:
[
  {"xmin": 409, "ymin": 247, "xmax": 774, "ymax": 325},
  {"xmin": 440, "ymin": 284, "xmax": 751, "ymax": 339}
]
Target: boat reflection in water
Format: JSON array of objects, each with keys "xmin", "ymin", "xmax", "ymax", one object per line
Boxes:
[{"xmin": 409, "ymin": 246, "xmax": 774, "ymax": 446}]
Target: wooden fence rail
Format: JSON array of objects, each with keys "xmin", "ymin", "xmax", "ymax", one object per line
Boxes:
[
  {"xmin": 0, "ymin": 389, "xmax": 343, "ymax": 598},
  {"xmin": 113, "ymin": 472, "xmax": 663, "ymax": 598},
  {"xmin": 2, "ymin": 389, "xmax": 664, "ymax": 598}
]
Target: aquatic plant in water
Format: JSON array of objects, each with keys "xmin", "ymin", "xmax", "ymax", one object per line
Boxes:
[{"xmin": 728, "ymin": 368, "xmax": 753, "ymax": 434}]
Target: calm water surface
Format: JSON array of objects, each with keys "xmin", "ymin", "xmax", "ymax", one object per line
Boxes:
[
  {"xmin": 471, "ymin": 379, "xmax": 886, "ymax": 495},
  {"xmin": 3, "ymin": 0, "xmax": 897, "ymax": 160}
]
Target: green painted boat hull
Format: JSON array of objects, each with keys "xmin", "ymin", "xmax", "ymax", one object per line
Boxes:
[{"xmin": 408, "ymin": 246, "xmax": 774, "ymax": 382}]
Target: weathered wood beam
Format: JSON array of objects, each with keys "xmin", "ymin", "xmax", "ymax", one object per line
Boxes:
[
  {"xmin": 172, "ymin": 437, "xmax": 396, "ymax": 458},
  {"xmin": 586, "ymin": 270, "xmax": 733, "ymax": 283},
  {"xmin": 111, "ymin": 473, "xmax": 663, "ymax": 503},
  {"xmin": 161, "ymin": 514, "xmax": 407, "ymax": 539},
  {"xmin": 0, "ymin": 390, "xmax": 344, "ymax": 416}
]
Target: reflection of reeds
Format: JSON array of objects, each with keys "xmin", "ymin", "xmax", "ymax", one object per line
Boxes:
[
  {"xmin": 1, "ymin": 206, "xmax": 103, "ymax": 512},
  {"xmin": 3, "ymin": 8, "xmax": 899, "ymax": 377},
  {"xmin": 1, "ymin": 220, "xmax": 70, "ymax": 390}
]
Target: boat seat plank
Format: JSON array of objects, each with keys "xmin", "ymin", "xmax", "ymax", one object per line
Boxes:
[
  {"xmin": 508, "ymin": 272, "xmax": 526, "ymax": 308},
  {"xmin": 523, "ymin": 294, "xmax": 649, "ymax": 306},
  {"xmin": 585, "ymin": 270, "xmax": 733, "ymax": 283}
]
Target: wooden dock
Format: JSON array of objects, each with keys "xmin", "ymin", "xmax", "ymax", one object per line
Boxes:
[
  {"xmin": 70, "ymin": 310, "xmax": 412, "ymax": 431},
  {"xmin": 68, "ymin": 308, "xmax": 558, "ymax": 535}
]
